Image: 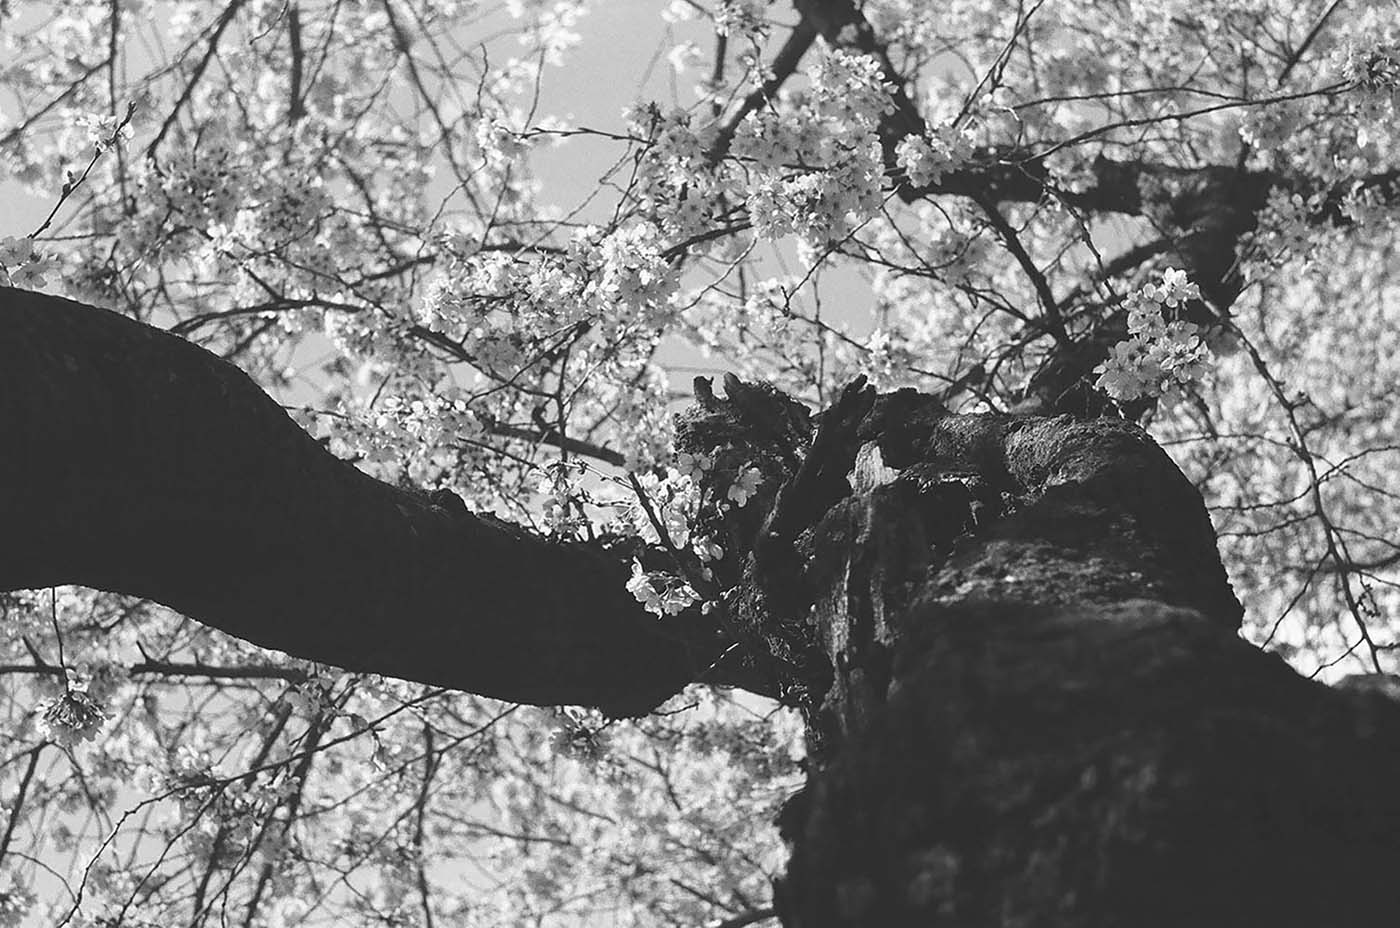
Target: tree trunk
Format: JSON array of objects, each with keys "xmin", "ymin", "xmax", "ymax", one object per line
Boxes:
[
  {"xmin": 752, "ymin": 397, "xmax": 1400, "ymax": 926},
  {"xmin": 5, "ymin": 287, "xmax": 1399, "ymax": 924}
]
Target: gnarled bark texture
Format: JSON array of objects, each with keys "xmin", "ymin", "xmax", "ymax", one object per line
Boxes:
[
  {"xmin": 5, "ymin": 287, "xmax": 1400, "ymax": 925},
  {"xmin": 713, "ymin": 387, "xmax": 1400, "ymax": 927}
]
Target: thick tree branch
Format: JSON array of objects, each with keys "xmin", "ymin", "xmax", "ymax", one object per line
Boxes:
[
  {"xmin": 486, "ymin": 422, "xmax": 627, "ymax": 467},
  {"xmin": 0, "ymin": 287, "xmax": 721, "ymax": 714},
  {"xmin": 972, "ymin": 194, "xmax": 1067, "ymax": 341},
  {"xmin": 707, "ymin": 19, "xmax": 819, "ymax": 162},
  {"xmin": 287, "ymin": 4, "xmax": 306, "ymax": 124},
  {"xmin": 0, "ymin": 746, "xmax": 41, "ymax": 869}
]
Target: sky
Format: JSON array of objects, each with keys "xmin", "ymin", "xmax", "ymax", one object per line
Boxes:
[{"xmin": 1, "ymin": 1, "xmax": 707, "ymax": 237}]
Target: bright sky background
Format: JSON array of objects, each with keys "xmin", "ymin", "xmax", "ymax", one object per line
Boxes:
[{"xmin": 1, "ymin": 1, "xmax": 708, "ymax": 236}]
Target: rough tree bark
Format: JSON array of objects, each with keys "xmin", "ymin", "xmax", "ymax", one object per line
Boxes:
[
  {"xmin": 4, "ymin": 286, "xmax": 1400, "ymax": 925},
  {"xmin": 700, "ymin": 384, "xmax": 1400, "ymax": 927}
]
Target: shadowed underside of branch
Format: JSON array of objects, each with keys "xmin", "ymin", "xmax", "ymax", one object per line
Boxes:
[{"xmin": 0, "ymin": 287, "xmax": 720, "ymax": 715}]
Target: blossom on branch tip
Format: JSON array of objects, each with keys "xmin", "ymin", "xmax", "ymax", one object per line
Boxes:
[
  {"xmin": 1094, "ymin": 270, "xmax": 1213, "ymax": 402},
  {"xmin": 675, "ymin": 451, "xmax": 713, "ymax": 480},
  {"xmin": 38, "ymin": 688, "xmax": 107, "ymax": 748},
  {"xmin": 626, "ymin": 560, "xmax": 700, "ymax": 617},
  {"xmin": 726, "ymin": 467, "xmax": 763, "ymax": 507},
  {"xmin": 0, "ymin": 235, "xmax": 36, "ymax": 267}
]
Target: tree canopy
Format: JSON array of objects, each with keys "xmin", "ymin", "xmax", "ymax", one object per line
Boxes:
[{"xmin": 2, "ymin": 0, "xmax": 1399, "ymax": 925}]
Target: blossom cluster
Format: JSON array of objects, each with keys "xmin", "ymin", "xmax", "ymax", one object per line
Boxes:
[
  {"xmin": 614, "ymin": 452, "xmax": 753, "ymax": 617},
  {"xmin": 894, "ymin": 123, "xmax": 974, "ymax": 188},
  {"xmin": 75, "ymin": 111, "xmax": 133, "ymax": 152},
  {"xmin": 38, "ymin": 685, "xmax": 108, "ymax": 748},
  {"xmin": 1338, "ymin": 36, "xmax": 1400, "ymax": 98},
  {"xmin": 371, "ymin": 389, "xmax": 480, "ymax": 454},
  {"xmin": 1237, "ymin": 189, "xmax": 1329, "ymax": 283},
  {"xmin": 536, "ymin": 460, "xmax": 589, "ymax": 537},
  {"xmin": 546, "ymin": 706, "xmax": 612, "ymax": 761},
  {"xmin": 1325, "ymin": 9, "xmax": 1400, "ymax": 156},
  {"xmin": 154, "ymin": 126, "xmax": 247, "ymax": 232},
  {"xmin": 0, "ymin": 235, "xmax": 59, "ymax": 288},
  {"xmin": 713, "ymin": 0, "xmax": 768, "ymax": 39},
  {"xmin": 1094, "ymin": 269, "xmax": 1213, "ymax": 402},
  {"xmin": 155, "ymin": 748, "xmax": 302, "ymax": 863},
  {"xmin": 625, "ymin": 559, "xmax": 702, "ymax": 617},
  {"xmin": 0, "ymin": 886, "xmax": 35, "ymax": 928},
  {"xmin": 615, "ymin": 467, "xmax": 704, "ymax": 550},
  {"xmin": 417, "ymin": 222, "xmax": 679, "ymax": 377},
  {"xmin": 625, "ymin": 105, "xmax": 724, "ymax": 242},
  {"xmin": 731, "ymin": 48, "xmax": 893, "ymax": 245}
]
